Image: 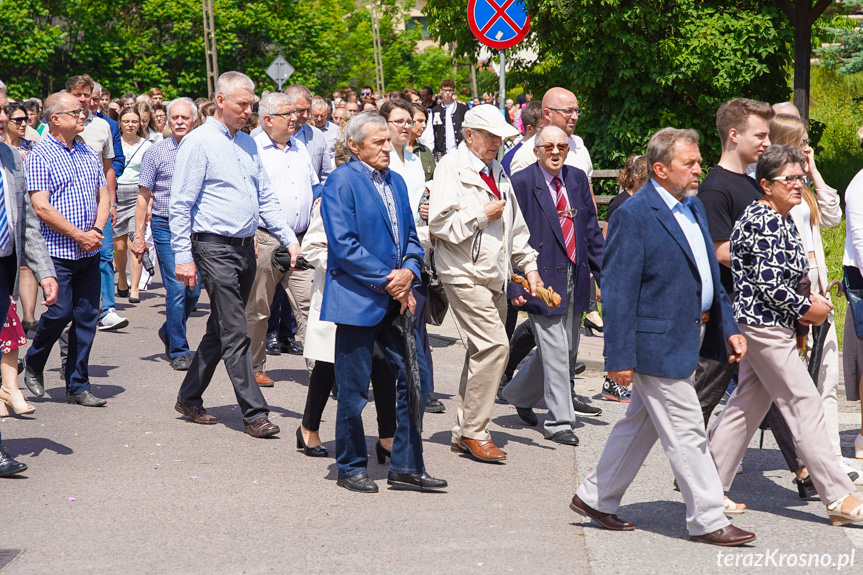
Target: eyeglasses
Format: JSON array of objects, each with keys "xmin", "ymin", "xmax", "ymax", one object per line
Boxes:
[
  {"xmin": 55, "ymin": 109, "xmax": 85, "ymax": 117},
  {"xmin": 471, "ymin": 128, "xmax": 502, "ymax": 140},
  {"xmin": 8, "ymin": 116, "xmax": 28, "ymax": 125},
  {"xmin": 154, "ymin": 114, "xmax": 167, "ymax": 121},
  {"xmin": 536, "ymin": 143, "xmax": 569, "ymax": 153},
  {"xmin": 388, "ymin": 119, "xmax": 414, "ymax": 128},
  {"xmin": 557, "ymin": 208, "xmax": 578, "ymax": 219},
  {"xmin": 294, "ymin": 107, "xmax": 311, "ymax": 115},
  {"xmin": 271, "ymin": 110, "xmax": 299, "ymax": 118},
  {"xmin": 771, "ymin": 175, "xmax": 807, "ymax": 184},
  {"xmin": 548, "ymin": 107, "xmax": 583, "ymax": 117}
]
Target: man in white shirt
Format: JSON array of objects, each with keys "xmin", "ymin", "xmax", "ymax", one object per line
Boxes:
[
  {"xmin": 509, "ymin": 88, "xmax": 594, "ymax": 189},
  {"xmin": 246, "ymin": 92, "xmax": 317, "ymax": 386}
]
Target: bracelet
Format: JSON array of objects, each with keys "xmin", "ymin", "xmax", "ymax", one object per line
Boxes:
[
  {"xmin": 110, "ymin": 203, "xmax": 118, "ymax": 207},
  {"xmin": 93, "ymin": 226, "xmax": 103, "ymax": 235}
]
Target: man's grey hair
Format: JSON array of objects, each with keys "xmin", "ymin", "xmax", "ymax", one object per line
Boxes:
[
  {"xmin": 258, "ymin": 91, "xmax": 291, "ymax": 117},
  {"xmin": 285, "ymin": 84, "xmax": 313, "ymax": 102},
  {"xmin": 0, "ymin": 79, "xmax": 6, "ymax": 96},
  {"xmin": 311, "ymin": 98, "xmax": 329, "ymax": 112},
  {"xmin": 136, "ymin": 94, "xmax": 150, "ymax": 103},
  {"xmin": 216, "ymin": 71, "xmax": 255, "ymax": 98},
  {"xmin": 345, "ymin": 111, "xmax": 386, "ymax": 146},
  {"xmin": 43, "ymin": 92, "xmax": 75, "ymax": 119},
  {"xmin": 772, "ymin": 101, "xmax": 800, "ymax": 114},
  {"xmin": 92, "ymin": 81, "xmax": 102, "ymax": 97},
  {"xmin": 534, "ymin": 125, "xmax": 567, "ymax": 147},
  {"xmin": 166, "ymin": 97, "xmax": 198, "ymax": 121},
  {"xmin": 645, "ymin": 127, "xmax": 700, "ymax": 176}
]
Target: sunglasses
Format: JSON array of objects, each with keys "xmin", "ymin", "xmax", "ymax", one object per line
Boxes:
[
  {"xmin": 8, "ymin": 116, "xmax": 28, "ymax": 125},
  {"xmin": 536, "ymin": 143, "xmax": 569, "ymax": 153}
]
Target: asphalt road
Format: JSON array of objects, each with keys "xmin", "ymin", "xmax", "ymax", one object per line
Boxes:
[{"xmin": 1, "ymin": 278, "xmax": 862, "ymax": 574}]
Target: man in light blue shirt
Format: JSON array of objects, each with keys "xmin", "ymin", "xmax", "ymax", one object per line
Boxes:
[
  {"xmin": 169, "ymin": 71, "xmax": 300, "ymax": 438},
  {"xmin": 651, "ymin": 179, "xmax": 714, "ymax": 312}
]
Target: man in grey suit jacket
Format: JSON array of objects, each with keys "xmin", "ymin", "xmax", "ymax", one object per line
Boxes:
[{"xmin": 0, "ymin": 82, "xmax": 58, "ymax": 477}]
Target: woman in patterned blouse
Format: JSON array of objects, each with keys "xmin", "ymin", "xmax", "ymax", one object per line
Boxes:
[{"xmin": 709, "ymin": 145, "xmax": 863, "ymax": 526}]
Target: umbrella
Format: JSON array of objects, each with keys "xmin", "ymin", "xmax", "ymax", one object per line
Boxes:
[
  {"xmin": 395, "ymin": 253, "xmax": 427, "ymax": 435},
  {"xmin": 395, "ymin": 308, "xmax": 424, "ymax": 435}
]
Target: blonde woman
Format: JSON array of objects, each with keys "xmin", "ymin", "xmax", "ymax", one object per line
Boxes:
[{"xmin": 114, "ymin": 107, "xmax": 152, "ymax": 302}]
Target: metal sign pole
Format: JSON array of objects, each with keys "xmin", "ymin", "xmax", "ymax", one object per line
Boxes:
[
  {"xmin": 499, "ymin": 49, "xmax": 505, "ymax": 112},
  {"xmin": 277, "ymin": 62, "xmax": 283, "ymax": 91}
]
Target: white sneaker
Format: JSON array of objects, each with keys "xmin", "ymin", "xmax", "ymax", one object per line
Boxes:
[
  {"xmin": 98, "ymin": 309, "xmax": 129, "ymax": 331},
  {"xmin": 736, "ymin": 462, "xmax": 744, "ymax": 475}
]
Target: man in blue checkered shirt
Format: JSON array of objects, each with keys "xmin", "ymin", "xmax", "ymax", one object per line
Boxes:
[{"xmin": 23, "ymin": 92, "xmax": 112, "ymax": 407}]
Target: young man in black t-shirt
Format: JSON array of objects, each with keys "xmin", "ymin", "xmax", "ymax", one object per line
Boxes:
[{"xmin": 695, "ymin": 98, "xmax": 773, "ymax": 426}]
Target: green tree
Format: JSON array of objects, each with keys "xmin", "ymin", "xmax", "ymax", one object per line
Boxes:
[
  {"xmin": 818, "ymin": 0, "xmax": 863, "ymax": 74},
  {"xmin": 513, "ymin": 1, "xmax": 793, "ymax": 173}
]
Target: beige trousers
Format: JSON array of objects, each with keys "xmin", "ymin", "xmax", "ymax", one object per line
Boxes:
[
  {"xmin": 244, "ymin": 228, "xmax": 313, "ymax": 372},
  {"xmin": 710, "ymin": 324, "xmax": 853, "ymax": 505},
  {"xmin": 444, "ymin": 283, "xmax": 508, "ymax": 443}
]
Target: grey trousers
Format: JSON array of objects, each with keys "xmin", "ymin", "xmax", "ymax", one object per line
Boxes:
[
  {"xmin": 710, "ymin": 324, "xmax": 853, "ymax": 505},
  {"xmin": 576, "ymin": 334, "xmax": 729, "ymax": 536},
  {"xmin": 502, "ymin": 264, "xmax": 578, "ymax": 436}
]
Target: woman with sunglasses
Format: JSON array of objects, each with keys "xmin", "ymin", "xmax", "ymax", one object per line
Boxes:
[
  {"xmin": 2, "ymin": 103, "xmax": 34, "ymax": 160},
  {"xmin": 709, "ymin": 145, "xmax": 863, "ymax": 526}
]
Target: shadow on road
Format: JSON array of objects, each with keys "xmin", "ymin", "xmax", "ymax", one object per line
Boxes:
[{"xmin": 4, "ymin": 437, "xmax": 74, "ymax": 457}]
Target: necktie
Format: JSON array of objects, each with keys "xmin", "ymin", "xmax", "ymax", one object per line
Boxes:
[
  {"xmin": 479, "ymin": 169, "xmax": 500, "ymax": 199},
  {"xmin": 0, "ymin": 169, "xmax": 10, "ymax": 253},
  {"xmin": 553, "ymin": 176, "xmax": 576, "ymax": 263}
]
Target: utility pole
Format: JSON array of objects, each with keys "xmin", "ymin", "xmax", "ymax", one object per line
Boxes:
[
  {"xmin": 370, "ymin": 2, "xmax": 385, "ymax": 93},
  {"xmin": 203, "ymin": 0, "xmax": 219, "ymax": 97}
]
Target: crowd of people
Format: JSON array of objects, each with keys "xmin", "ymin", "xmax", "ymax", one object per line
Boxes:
[{"xmin": 2, "ymin": 69, "xmax": 863, "ymax": 544}]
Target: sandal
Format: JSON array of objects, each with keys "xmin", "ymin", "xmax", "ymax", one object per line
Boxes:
[
  {"xmin": 827, "ymin": 494, "xmax": 863, "ymax": 526},
  {"xmin": 723, "ymin": 495, "xmax": 745, "ymax": 515}
]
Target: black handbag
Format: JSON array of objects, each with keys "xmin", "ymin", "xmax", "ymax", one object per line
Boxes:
[{"xmin": 416, "ymin": 190, "xmax": 449, "ymax": 326}]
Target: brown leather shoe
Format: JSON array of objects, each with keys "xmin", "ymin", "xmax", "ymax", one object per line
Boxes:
[
  {"xmin": 457, "ymin": 438, "xmax": 506, "ymax": 462},
  {"xmin": 255, "ymin": 371, "xmax": 274, "ymax": 387},
  {"xmin": 174, "ymin": 401, "xmax": 217, "ymax": 425},
  {"xmin": 245, "ymin": 416, "xmax": 280, "ymax": 438},
  {"xmin": 690, "ymin": 525, "xmax": 756, "ymax": 546},
  {"xmin": 570, "ymin": 494, "xmax": 635, "ymax": 531}
]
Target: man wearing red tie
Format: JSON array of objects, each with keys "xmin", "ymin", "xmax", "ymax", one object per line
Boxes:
[{"xmin": 504, "ymin": 126, "xmax": 604, "ymax": 445}]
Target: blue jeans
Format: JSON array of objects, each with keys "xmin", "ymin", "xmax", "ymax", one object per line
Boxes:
[
  {"xmin": 26, "ymin": 255, "xmax": 100, "ymax": 395},
  {"xmin": 99, "ymin": 218, "xmax": 115, "ymax": 318},
  {"xmin": 152, "ymin": 216, "xmax": 200, "ymax": 358},
  {"xmin": 334, "ymin": 302, "xmax": 428, "ymax": 478}
]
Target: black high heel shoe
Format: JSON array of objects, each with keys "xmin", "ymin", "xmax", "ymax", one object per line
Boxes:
[
  {"xmin": 117, "ymin": 288, "xmax": 130, "ymax": 298},
  {"xmin": 296, "ymin": 427, "xmax": 328, "ymax": 458},
  {"xmin": 583, "ymin": 316, "xmax": 604, "ymax": 336},
  {"xmin": 795, "ymin": 475, "xmax": 817, "ymax": 499},
  {"xmin": 375, "ymin": 440, "xmax": 391, "ymax": 464}
]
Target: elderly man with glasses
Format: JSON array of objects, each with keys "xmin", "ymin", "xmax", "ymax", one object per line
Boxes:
[
  {"xmin": 429, "ymin": 105, "xmax": 541, "ymax": 463},
  {"xmin": 502, "ymin": 126, "xmax": 604, "ymax": 446},
  {"xmin": 23, "ymin": 92, "xmax": 111, "ymax": 407}
]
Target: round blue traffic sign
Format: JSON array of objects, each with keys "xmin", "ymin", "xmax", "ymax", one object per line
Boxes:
[{"xmin": 467, "ymin": 0, "xmax": 531, "ymax": 50}]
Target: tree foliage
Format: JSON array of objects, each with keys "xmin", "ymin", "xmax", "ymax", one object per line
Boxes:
[
  {"xmin": 818, "ymin": 0, "xmax": 863, "ymax": 74},
  {"xmin": 0, "ymin": 0, "xmax": 455, "ymax": 99}
]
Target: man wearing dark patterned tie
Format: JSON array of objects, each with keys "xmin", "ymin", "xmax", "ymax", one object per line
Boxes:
[{"xmin": 503, "ymin": 126, "xmax": 604, "ymax": 445}]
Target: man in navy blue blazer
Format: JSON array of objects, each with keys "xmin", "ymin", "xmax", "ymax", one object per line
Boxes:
[
  {"xmin": 504, "ymin": 126, "xmax": 604, "ymax": 445},
  {"xmin": 321, "ymin": 112, "xmax": 446, "ymax": 493},
  {"xmin": 571, "ymin": 128, "xmax": 755, "ymax": 546}
]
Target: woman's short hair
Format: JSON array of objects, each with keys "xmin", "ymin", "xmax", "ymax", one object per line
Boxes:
[
  {"xmin": 755, "ymin": 145, "xmax": 806, "ymax": 184},
  {"xmin": 119, "ymin": 106, "xmax": 147, "ymax": 138},
  {"xmin": 645, "ymin": 128, "xmax": 700, "ymax": 177},
  {"xmin": 379, "ymin": 99, "xmax": 413, "ymax": 121},
  {"xmin": 618, "ymin": 155, "xmax": 649, "ymax": 192},
  {"xmin": 409, "ymin": 102, "xmax": 428, "ymax": 121},
  {"xmin": 345, "ymin": 111, "xmax": 387, "ymax": 147}
]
